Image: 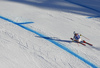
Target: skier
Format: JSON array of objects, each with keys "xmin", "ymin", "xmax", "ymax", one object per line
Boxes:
[
  {"xmin": 70, "ymin": 32, "xmax": 93, "ymax": 46},
  {"xmin": 73, "ymin": 33, "xmax": 82, "ymax": 42}
]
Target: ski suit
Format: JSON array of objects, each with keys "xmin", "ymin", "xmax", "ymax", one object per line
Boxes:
[{"xmin": 73, "ymin": 34, "xmax": 81, "ymax": 42}]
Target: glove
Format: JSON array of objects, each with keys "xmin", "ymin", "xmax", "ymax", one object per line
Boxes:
[{"xmin": 80, "ymin": 34, "xmax": 82, "ymax": 36}]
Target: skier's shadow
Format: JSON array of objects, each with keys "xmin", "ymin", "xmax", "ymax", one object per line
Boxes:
[
  {"xmin": 91, "ymin": 46, "xmax": 100, "ymax": 51},
  {"xmin": 35, "ymin": 36, "xmax": 72, "ymax": 43}
]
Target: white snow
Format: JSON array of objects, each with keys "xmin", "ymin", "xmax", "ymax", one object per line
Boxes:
[{"xmin": 0, "ymin": 0, "xmax": 100, "ymax": 68}]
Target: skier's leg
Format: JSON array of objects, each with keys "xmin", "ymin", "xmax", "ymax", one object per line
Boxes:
[{"xmin": 78, "ymin": 38, "xmax": 82, "ymax": 42}]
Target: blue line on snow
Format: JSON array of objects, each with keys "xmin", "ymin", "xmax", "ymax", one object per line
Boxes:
[
  {"xmin": 65, "ymin": 0, "xmax": 100, "ymax": 13},
  {"xmin": 0, "ymin": 16, "xmax": 98, "ymax": 68},
  {"xmin": 65, "ymin": 0, "xmax": 100, "ymax": 19},
  {"xmin": 87, "ymin": 16, "xmax": 100, "ymax": 19}
]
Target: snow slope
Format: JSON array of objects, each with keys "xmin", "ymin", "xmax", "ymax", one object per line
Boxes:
[{"xmin": 0, "ymin": 0, "xmax": 100, "ymax": 68}]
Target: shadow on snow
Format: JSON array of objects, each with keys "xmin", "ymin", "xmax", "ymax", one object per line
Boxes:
[
  {"xmin": 5, "ymin": 0, "xmax": 100, "ymax": 17},
  {"xmin": 36, "ymin": 36, "xmax": 100, "ymax": 51},
  {"xmin": 35, "ymin": 36, "xmax": 72, "ymax": 43}
]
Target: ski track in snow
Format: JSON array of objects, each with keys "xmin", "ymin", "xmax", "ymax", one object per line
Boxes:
[{"xmin": 0, "ymin": 16, "xmax": 98, "ymax": 68}]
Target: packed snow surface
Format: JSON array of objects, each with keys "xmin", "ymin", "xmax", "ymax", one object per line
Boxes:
[{"xmin": 0, "ymin": 0, "xmax": 100, "ymax": 68}]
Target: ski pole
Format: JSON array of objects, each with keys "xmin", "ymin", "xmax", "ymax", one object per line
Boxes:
[{"xmin": 80, "ymin": 34, "xmax": 90, "ymax": 40}]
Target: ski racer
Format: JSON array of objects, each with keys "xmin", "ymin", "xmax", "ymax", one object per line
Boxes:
[
  {"xmin": 71, "ymin": 32, "xmax": 93, "ymax": 46},
  {"xmin": 73, "ymin": 33, "xmax": 82, "ymax": 42}
]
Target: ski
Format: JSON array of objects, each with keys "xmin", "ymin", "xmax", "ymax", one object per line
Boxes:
[
  {"xmin": 83, "ymin": 40, "xmax": 93, "ymax": 46},
  {"xmin": 70, "ymin": 38, "xmax": 86, "ymax": 46}
]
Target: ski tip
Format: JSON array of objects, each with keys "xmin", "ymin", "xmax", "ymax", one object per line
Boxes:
[
  {"xmin": 87, "ymin": 43, "xmax": 93, "ymax": 46},
  {"xmin": 90, "ymin": 44, "xmax": 93, "ymax": 46}
]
